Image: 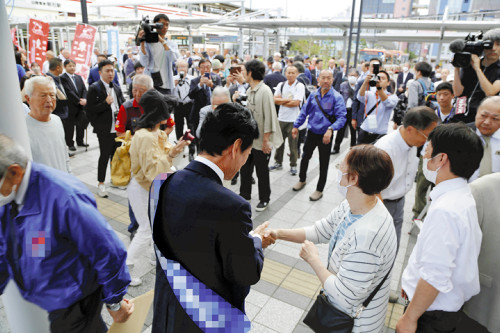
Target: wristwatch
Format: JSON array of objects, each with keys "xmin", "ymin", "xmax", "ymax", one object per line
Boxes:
[
  {"xmin": 106, "ymin": 301, "xmax": 122, "ymax": 312},
  {"xmin": 376, "ymin": 86, "xmax": 382, "ymax": 90}
]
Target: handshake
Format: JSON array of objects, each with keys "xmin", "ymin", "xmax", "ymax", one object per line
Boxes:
[{"xmin": 251, "ymin": 221, "xmax": 278, "ymax": 249}]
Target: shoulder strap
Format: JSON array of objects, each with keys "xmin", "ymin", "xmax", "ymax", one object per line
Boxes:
[
  {"xmin": 360, "ymin": 262, "xmax": 394, "ymax": 311},
  {"xmin": 314, "ymin": 93, "xmax": 336, "ymax": 124},
  {"xmin": 365, "ymin": 102, "xmax": 378, "ymax": 117}
]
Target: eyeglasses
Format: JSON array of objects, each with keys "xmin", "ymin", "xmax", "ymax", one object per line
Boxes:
[{"xmin": 417, "ymin": 129, "xmax": 428, "ymax": 140}]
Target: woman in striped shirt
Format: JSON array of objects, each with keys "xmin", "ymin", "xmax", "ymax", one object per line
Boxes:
[{"xmin": 265, "ymin": 145, "xmax": 397, "ymax": 332}]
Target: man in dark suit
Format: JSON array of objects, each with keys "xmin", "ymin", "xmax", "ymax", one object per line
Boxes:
[
  {"xmin": 86, "ymin": 60, "xmax": 125, "ymax": 198},
  {"xmin": 45, "ymin": 58, "xmax": 69, "ymax": 121},
  {"xmin": 333, "ymin": 68, "xmax": 344, "ymax": 92},
  {"xmin": 152, "ymin": 103, "xmax": 272, "ymax": 332},
  {"xmin": 88, "ymin": 54, "xmax": 120, "ymax": 86},
  {"xmin": 60, "ymin": 59, "xmax": 89, "ymax": 151},
  {"xmin": 263, "ymin": 61, "xmax": 286, "ymax": 94},
  {"xmin": 188, "ymin": 58, "xmax": 221, "ymax": 159},
  {"xmin": 396, "ymin": 62, "xmax": 414, "ymax": 96}
]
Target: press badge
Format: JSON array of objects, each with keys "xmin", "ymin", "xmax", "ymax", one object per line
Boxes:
[{"xmin": 366, "ymin": 114, "xmax": 378, "ymax": 129}]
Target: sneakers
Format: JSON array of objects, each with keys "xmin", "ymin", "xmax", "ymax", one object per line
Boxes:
[
  {"xmin": 256, "ymin": 201, "xmax": 269, "ymax": 212},
  {"xmin": 130, "ymin": 277, "xmax": 143, "ymax": 287},
  {"xmin": 290, "ymin": 167, "xmax": 297, "ymax": 176},
  {"xmin": 97, "ymin": 183, "xmax": 108, "ymax": 198},
  {"xmin": 309, "ymin": 191, "xmax": 323, "ymax": 201},
  {"xmin": 293, "ymin": 181, "xmax": 306, "ymax": 191},
  {"xmin": 269, "ymin": 163, "xmax": 283, "ymax": 171}
]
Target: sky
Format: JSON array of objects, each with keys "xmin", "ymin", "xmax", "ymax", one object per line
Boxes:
[{"xmin": 243, "ymin": 0, "xmax": 353, "ymax": 20}]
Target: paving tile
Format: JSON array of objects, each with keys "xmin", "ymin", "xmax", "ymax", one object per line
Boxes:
[
  {"xmin": 245, "ymin": 302, "xmax": 261, "ymax": 321},
  {"xmin": 252, "ymin": 279, "xmax": 279, "ymax": 296},
  {"xmin": 261, "ymin": 258, "xmax": 292, "ymax": 286},
  {"xmin": 265, "ymin": 250, "xmax": 299, "ymax": 268},
  {"xmin": 272, "ymin": 287, "xmax": 312, "ymax": 310},
  {"xmin": 254, "ymin": 298, "xmax": 304, "ymax": 333},
  {"xmin": 280, "ymin": 269, "xmax": 321, "ymax": 298},
  {"xmin": 292, "ymin": 323, "xmax": 314, "ymax": 333},
  {"xmin": 249, "ymin": 322, "xmax": 278, "ymax": 332},
  {"xmin": 246, "ymin": 289, "xmax": 271, "ymax": 308}
]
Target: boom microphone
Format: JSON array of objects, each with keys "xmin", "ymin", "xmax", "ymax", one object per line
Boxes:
[{"xmin": 449, "ymin": 39, "xmax": 466, "ymax": 53}]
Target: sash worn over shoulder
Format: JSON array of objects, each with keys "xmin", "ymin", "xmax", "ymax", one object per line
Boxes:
[{"xmin": 149, "ymin": 173, "xmax": 252, "ymax": 333}]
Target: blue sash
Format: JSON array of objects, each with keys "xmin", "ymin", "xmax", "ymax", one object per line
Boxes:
[{"xmin": 149, "ymin": 173, "xmax": 251, "ymax": 332}]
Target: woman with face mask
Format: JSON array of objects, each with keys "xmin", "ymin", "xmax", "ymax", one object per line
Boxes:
[{"xmin": 263, "ymin": 145, "xmax": 397, "ymax": 332}]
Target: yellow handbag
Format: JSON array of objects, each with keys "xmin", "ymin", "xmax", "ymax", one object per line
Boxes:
[{"xmin": 111, "ymin": 130, "xmax": 132, "ymax": 186}]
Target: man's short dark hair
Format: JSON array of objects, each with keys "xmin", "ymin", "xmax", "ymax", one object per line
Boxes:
[
  {"xmin": 153, "ymin": 14, "xmax": 170, "ymax": 23},
  {"xmin": 199, "ymin": 103, "xmax": 259, "ymax": 156},
  {"xmin": 98, "ymin": 59, "xmax": 114, "ymax": 71},
  {"xmin": 49, "ymin": 58, "xmax": 63, "ymax": 71},
  {"xmin": 403, "ymin": 106, "xmax": 439, "ymax": 130},
  {"xmin": 428, "ymin": 123, "xmax": 483, "ymax": 179},
  {"xmin": 245, "ymin": 60, "xmax": 265, "ymax": 81},
  {"xmin": 316, "ymin": 59, "xmax": 323, "ymax": 64},
  {"xmin": 292, "ymin": 61, "xmax": 305, "ymax": 74},
  {"xmin": 378, "ymin": 70, "xmax": 390, "ymax": 81},
  {"xmin": 293, "ymin": 55, "xmax": 304, "ymax": 63},
  {"xmin": 346, "ymin": 144, "xmax": 394, "ymax": 195},
  {"xmin": 64, "ymin": 59, "xmax": 75, "ymax": 67},
  {"xmin": 199, "ymin": 58, "xmax": 211, "ymax": 68},
  {"xmin": 415, "ymin": 62, "xmax": 432, "ymax": 78},
  {"xmin": 214, "ymin": 54, "xmax": 225, "ymax": 63},
  {"xmin": 436, "ymin": 82, "xmax": 453, "ymax": 94},
  {"xmin": 134, "ymin": 61, "xmax": 144, "ymax": 70}
]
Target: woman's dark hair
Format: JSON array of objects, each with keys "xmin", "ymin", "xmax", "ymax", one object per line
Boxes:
[
  {"xmin": 428, "ymin": 123, "xmax": 483, "ymax": 179},
  {"xmin": 345, "ymin": 145, "xmax": 394, "ymax": 195},
  {"xmin": 403, "ymin": 106, "xmax": 439, "ymax": 130},
  {"xmin": 15, "ymin": 52, "xmax": 23, "ymax": 65},
  {"xmin": 244, "ymin": 60, "xmax": 265, "ymax": 81},
  {"xmin": 136, "ymin": 90, "xmax": 177, "ymax": 130},
  {"xmin": 199, "ymin": 103, "xmax": 259, "ymax": 156}
]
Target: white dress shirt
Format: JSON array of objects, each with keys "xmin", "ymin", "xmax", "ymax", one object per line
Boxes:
[
  {"xmin": 375, "ymin": 128, "xmax": 419, "ymax": 200},
  {"xmin": 357, "ymin": 90, "xmax": 398, "ymax": 134},
  {"xmin": 194, "ymin": 155, "xmax": 224, "ymax": 183},
  {"xmin": 469, "ymin": 128, "xmax": 500, "ymax": 182},
  {"xmin": 100, "ymin": 79, "xmax": 118, "ymax": 133},
  {"xmin": 401, "ymin": 178, "xmax": 482, "ymax": 312}
]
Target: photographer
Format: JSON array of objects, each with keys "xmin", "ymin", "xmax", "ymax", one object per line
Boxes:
[
  {"xmin": 138, "ymin": 14, "xmax": 180, "ymax": 95},
  {"xmin": 173, "ymin": 60, "xmax": 195, "ymax": 157},
  {"xmin": 453, "ymin": 29, "xmax": 500, "ymax": 122}
]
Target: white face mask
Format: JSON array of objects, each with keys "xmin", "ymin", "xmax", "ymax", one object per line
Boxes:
[
  {"xmin": 403, "ymin": 66, "xmax": 409, "ymax": 72},
  {"xmin": 423, "ymin": 155, "xmax": 442, "ymax": 184},
  {"xmin": 336, "ymin": 170, "xmax": 352, "ymax": 198},
  {"xmin": 0, "ymin": 176, "xmax": 17, "ymax": 207},
  {"xmin": 435, "ymin": 73, "xmax": 442, "ymax": 79},
  {"xmin": 348, "ymin": 76, "xmax": 357, "ymax": 85}
]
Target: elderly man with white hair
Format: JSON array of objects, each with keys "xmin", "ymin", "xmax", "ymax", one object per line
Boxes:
[
  {"xmin": 196, "ymin": 86, "xmax": 231, "ymax": 138},
  {"xmin": 23, "ymin": 76, "xmax": 71, "ymax": 173},
  {"xmin": 263, "ymin": 62, "xmax": 287, "ymax": 94}
]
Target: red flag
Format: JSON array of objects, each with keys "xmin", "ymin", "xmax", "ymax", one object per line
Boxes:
[
  {"xmin": 28, "ymin": 19, "xmax": 50, "ymax": 68},
  {"xmin": 11, "ymin": 28, "xmax": 19, "ymax": 48},
  {"xmin": 71, "ymin": 24, "xmax": 97, "ymax": 81}
]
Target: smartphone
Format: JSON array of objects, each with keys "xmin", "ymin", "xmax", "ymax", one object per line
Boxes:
[
  {"xmin": 229, "ymin": 67, "xmax": 241, "ymax": 75},
  {"xmin": 183, "ymin": 129, "xmax": 195, "ymax": 141},
  {"xmin": 204, "ymin": 72, "xmax": 210, "ymax": 78}
]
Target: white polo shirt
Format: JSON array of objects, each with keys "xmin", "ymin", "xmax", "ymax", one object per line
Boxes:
[{"xmin": 274, "ymin": 80, "xmax": 305, "ymax": 123}]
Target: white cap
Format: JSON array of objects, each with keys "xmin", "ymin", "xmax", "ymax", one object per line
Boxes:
[{"xmin": 274, "ymin": 52, "xmax": 281, "ymax": 57}]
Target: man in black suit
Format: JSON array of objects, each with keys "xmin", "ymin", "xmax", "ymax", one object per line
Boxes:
[
  {"xmin": 152, "ymin": 103, "xmax": 272, "ymax": 332},
  {"xmin": 397, "ymin": 62, "xmax": 414, "ymax": 96},
  {"xmin": 60, "ymin": 59, "xmax": 89, "ymax": 151},
  {"xmin": 86, "ymin": 60, "xmax": 125, "ymax": 198},
  {"xmin": 188, "ymin": 58, "xmax": 221, "ymax": 159},
  {"xmin": 263, "ymin": 61, "xmax": 286, "ymax": 94},
  {"xmin": 45, "ymin": 58, "xmax": 69, "ymax": 122}
]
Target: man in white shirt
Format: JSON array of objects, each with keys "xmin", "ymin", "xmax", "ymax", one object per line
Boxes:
[
  {"xmin": 270, "ymin": 65, "xmax": 305, "ymax": 176},
  {"xmin": 397, "ymin": 123, "xmax": 484, "ymax": 333},
  {"xmin": 42, "ymin": 50, "xmax": 55, "ymax": 74},
  {"xmin": 375, "ymin": 107, "xmax": 438, "ymax": 249},
  {"xmin": 357, "ymin": 70, "xmax": 399, "ymax": 144},
  {"xmin": 469, "ymin": 96, "xmax": 500, "ymax": 182},
  {"xmin": 138, "ymin": 14, "xmax": 180, "ymax": 95},
  {"xmin": 173, "ymin": 60, "xmax": 195, "ymax": 156}
]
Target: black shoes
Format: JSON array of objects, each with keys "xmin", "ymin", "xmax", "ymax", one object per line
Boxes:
[
  {"xmin": 77, "ymin": 142, "xmax": 89, "ymax": 147},
  {"xmin": 256, "ymin": 201, "xmax": 269, "ymax": 212},
  {"xmin": 68, "ymin": 146, "xmax": 76, "ymax": 151}
]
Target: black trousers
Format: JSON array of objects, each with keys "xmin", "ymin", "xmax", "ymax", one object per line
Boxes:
[
  {"xmin": 174, "ymin": 102, "xmax": 195, "ymax": 156},
  {"xmin": 415, "ymin": 309, "xmax": 464, "ymax": 333},
  {"xmin": 240, "ymin": 148, "xmax": 271, "ymax": 202},
  {"xmin": 334, "ymin": 107, "xmax": 356, "ymax": 150},
  {"xmin": 356, "ymin": 128, "xmax": 385, "ymax": 145},
  {"xmin": 299, "ymin": 131, "xmax": 332, "ymax": 192},
  {"xmin": 48, "ymin": 287, "xmax": 107, "ymax": 333},
  {"xmin": 63, "ymin": 108, "xmax": 89, "ymax": 147},
  {"xmin": 97, "ymin": 132, "xmax": 119, "ymax": 183}
]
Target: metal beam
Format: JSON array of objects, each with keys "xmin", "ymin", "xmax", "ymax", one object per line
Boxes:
[
  {"xmin": 285, "ymin": 31, "xmax": 467, "ymax": 43},
  {"xmin": 89, "ymin": 0, "xmax": 244, "ymax": 7}
]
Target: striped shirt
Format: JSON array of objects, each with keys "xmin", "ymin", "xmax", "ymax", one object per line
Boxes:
[{"xmin": 304, "ymin": 199, "xmax": 397, "ymax": 332}]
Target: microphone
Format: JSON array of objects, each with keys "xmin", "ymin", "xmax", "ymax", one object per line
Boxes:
[{"xmin": 449, "ymin": 39, "xmax": 466, "ymax": 53}]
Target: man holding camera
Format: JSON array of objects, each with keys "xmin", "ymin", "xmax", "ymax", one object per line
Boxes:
[
  {"xmin": 173, "ymin": 60, "xmax": 194, "ymax": 156},
  {"xmin": 453, "ymin": 29, "xmax": 500, "ymax": 122},
  {"xmin": 138, "ymin": 14, "xmax": 180, "ymax": 95}
]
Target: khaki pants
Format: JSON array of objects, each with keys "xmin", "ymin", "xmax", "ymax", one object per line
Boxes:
[
  {"xmin": 274, "ymin": 121, "xmax": 298, "ymax": 167},
  {"xmin": 412, "ymin": 156, "xmax": 432, "ymax": 219}
]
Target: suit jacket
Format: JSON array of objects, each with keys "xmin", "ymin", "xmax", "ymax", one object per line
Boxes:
[
  {"xmin": 46, "ymin": 72, "xmax": 69, "ymax": 119},
  {"xmin": 263, "ymin": 71, "xmax": 286, "ymax": 94},
  {"xmin": 87, "ymin": 66, "xmax": 120, "ymax": 86},
  {"xmin": 464, "ymin": 173, "xmax": 500, "ymax": 333},
  {"xmin": 85, "ymin": 80, "xmax": 125, "ymax": 134},
  {"xmin": 396, "ymin": 71, "xmax": 414, "ymax": 96},
  {"xmin": 60, "ymin": 72, "xmax": 87, "ymax": 114},
  {"xmin": 153, "ymin": 161, "xmax": 263, "ymax": 330},
  {"xmin": 333, "ymin": 70, "xmax": 344, "ymax": 92},
  {"xmin": 188, "ymin": 74, "xmax": 221, "ymax": 133}
]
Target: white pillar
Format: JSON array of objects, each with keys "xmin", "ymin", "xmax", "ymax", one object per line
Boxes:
[{"xmin": 0, "ymin": 1, "xmax": 50, "ymax": 331}]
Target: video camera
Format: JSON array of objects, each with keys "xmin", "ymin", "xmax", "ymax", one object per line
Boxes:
[
  {"xmin": 135, "ymin": 16, "xmax": 163, "ymax": 46},
  {"xmin": 178, "ymin": 71, "xmax": 186, "ymax": 86},
  {"xmin": 369, "ymin": 63, "xmax": 380, "ymax": 87},
  {"xmin": 235, "ymin": 94, "xmax": 248, "ymax": 106},
  {"xmin": 449, "ymin": 32, "xmax": 493, "ymax": 68}
]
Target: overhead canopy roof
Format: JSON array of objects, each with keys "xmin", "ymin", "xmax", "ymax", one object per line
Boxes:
[
  {"xmin": 286, "ymin": 31, "xmax": 467, "ymax": 43},
  {"xmin": 89, "ymin": 0, "xmax": 243, "ymax": 6}
]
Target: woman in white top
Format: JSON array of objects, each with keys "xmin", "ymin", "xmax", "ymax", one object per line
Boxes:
[{"xmin": 265, "ymin": 145, "xmax": 397, "ymax": 332}]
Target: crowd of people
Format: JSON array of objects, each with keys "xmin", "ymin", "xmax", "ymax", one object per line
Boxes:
[{"xmin": 2, "ymin": 12, "xmax": 500, "ymax": 332}]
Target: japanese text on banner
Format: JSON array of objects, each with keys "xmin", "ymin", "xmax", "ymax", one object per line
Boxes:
[{"xmin": 71, "ymin": 24, "xmax": 97, "ymax": 81}]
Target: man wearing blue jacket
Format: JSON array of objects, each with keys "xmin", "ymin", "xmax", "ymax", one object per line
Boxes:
[
  {"xmin": 292, "ymin": 70, "xmax": 347, "ymax": 201},
  {"xmin": 0, "ymin": 134, "xmax": 133, "ymax": 332}
]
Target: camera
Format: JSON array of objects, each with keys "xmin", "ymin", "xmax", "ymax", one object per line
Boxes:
[
  {"xmin": 135, "ymin": 16, "xmax": 164, "ymax": 45},
  {"xmin": 369, "ymin": 63, "xmax": 380, "ymax": 87},
  {"xmin": 450, "ymin": 32, "xmax": 493, "ymax": 68},
  {"xmin": 235, "ymin": 94, "xmax": 248, "ymax": 105},
  {"xmin": 178, "ymin": 71, "xmax": 186, "ymax": 86}
]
